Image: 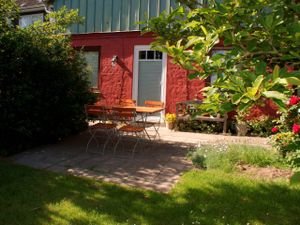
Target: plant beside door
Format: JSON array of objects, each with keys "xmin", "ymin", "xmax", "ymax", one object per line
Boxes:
[{"xmin": 165, "ymin": 113, "xmax": 176, "ymax": 130}]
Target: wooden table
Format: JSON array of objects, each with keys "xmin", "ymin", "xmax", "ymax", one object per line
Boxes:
[
  {"xmin": 121, "ymin": 106, "xmax": 164, "ymax": 114},
  {"xmin": 98, "ymin": 104, "xmax": 164, "ymax": 114},
  {"xmin": 90, "ymin": 104, "xmax": 164, "ymax": 140},
  {"xmin": 90, "ymin": 103, "xmax": 164, "ymax": 121}
]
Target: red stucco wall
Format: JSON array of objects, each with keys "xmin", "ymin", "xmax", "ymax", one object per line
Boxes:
[{"xmin": 72, "ymin": 31, "xmax": 205, "ymax": 113}]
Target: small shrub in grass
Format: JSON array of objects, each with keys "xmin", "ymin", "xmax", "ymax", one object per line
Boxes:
[
  {"xmin": 285, "ymin": 150, "xmax": 300, "ymax": 169},
  {"xmin": 188, "ymin": 144, "xmax": 284, "ymax": 171},
  {"xmin": 290, "ymin": 171, "xmax": 300, "ymax": 186}
]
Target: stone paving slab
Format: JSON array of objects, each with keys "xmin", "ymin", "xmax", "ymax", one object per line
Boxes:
[{"xmin": 11, "ymin": 127, "xmax": 268, "ymax": 192}]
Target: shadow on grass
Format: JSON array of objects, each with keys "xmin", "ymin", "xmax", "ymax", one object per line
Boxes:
[{"xmin": 0, "ymin": 161, "xmax": 300, "ymax": 225}]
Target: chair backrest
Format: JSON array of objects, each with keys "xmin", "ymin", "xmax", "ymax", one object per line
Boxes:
[
  {"xmin": 144, "ymin": 100, "xmax": 164, "ymax": 108},
  {"xmin": 85, "ymin": 105, "xmax": 108, "ymax": 121},
  {"xmin": 120, "ymin": 99, "xmax": 136, "ymax": 106},
  {"xmin": 112, "ymin": 107, "xmax": 136, "ymax": 122}
]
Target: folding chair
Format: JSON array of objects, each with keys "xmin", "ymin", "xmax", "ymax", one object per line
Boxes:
[
  {"xmin": 112, "ymin": 107, "xmax": 146, "ymax": 158},
  {"xmin": 85, "ymin": 105, "xmax": 117, "ymax": 154},
  {"xmin": 139, "ymin": 100, "xmax": 164, "ymax": 140}
]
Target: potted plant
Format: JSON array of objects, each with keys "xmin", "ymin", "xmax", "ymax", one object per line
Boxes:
[
  {"xmin": 165, "ymin": 113, "xmax": 176, "ymax": 130},
  {"xmin": 235, "ymin": 111, "xmax": 249, "ymax": 136}
]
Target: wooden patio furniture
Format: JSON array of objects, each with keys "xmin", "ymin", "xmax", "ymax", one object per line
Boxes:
[
  {"xmin": 112, "ymin": 107, "xmax": 147, "ymax": 158},
  {"xmin": 85, "ymin": 105, "xmax": 117, "ymax": 154},
  {"xmin": 119, "ymin": 99, "xmax": 136, "ymax": 107},
  {"xmin": 136, "ymin": 100, "xmax": 165, "ymax": 140},
  {"xmin": 176, "ymin": 100, "xmax": 228, "ymax": 133}
]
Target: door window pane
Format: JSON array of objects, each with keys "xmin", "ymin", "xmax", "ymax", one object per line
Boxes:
[
  {"xmin": 83, "ymin": 51, "xmax": 99, "ymax": 88},
  {"xmin": 147, "ymin": 51, "xmax": 155, "ymax": 60},
  {"xmin": 155, "ymin": 51, "xmax": 163, "ymax": 59},
  {"xmin": 139, "ymin": 50, "xmax": 162, "ymax": 61},
  {"xmin": 139, "ymin": 51, "xmax": 146, "ymax": 60}
]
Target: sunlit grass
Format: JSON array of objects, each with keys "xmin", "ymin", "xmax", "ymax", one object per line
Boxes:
[{"xmin": 0, "ymin": 161, "xmax": 299, "ymax": 225}]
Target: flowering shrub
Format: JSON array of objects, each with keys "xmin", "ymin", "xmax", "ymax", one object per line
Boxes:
[
  {"xmin": 271, "ymin": 95, "xmax": 300, "ymax": 167},
  {"xmin": 247, "ymin": 115, "xmax": 275, "ymax": 137}
]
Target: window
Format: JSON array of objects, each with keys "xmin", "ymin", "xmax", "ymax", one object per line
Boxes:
[
  {"xmin": 210, "ymin": 49, "xmax": 227, "ymax": 84},
  {"xmin": 83, "ymin": 51, "xmax": 99, "ymax": 88},
  {"xmin": 139, "ymin": 50, "xmax": 162, "ymax": 61},
  {"xmin": 19, "ymin": 13, "xmax": 44, "ymax": 28}
]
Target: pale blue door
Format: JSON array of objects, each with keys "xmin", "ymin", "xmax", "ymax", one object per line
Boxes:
[{"xmin": 137, "ymin": 50, "xmax": 163, "ymax": 106}]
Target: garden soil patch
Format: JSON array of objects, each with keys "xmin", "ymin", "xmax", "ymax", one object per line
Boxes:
[{"xmin": 237, "ymin": 164, "xmax": 293, "ymax": 180}]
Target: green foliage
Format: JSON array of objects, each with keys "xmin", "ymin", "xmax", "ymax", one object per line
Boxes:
[
  {"xmin": 0, "ymin": 6, "xmax": 94, "ymax": 155},
  {"xmin": 0, "ymin": 0, "xmax": 19, "ymax": 32},
  {"xmin": 187, "ymin": 144, "xmax": 283, "ymax": 171},
  {"xmin": 144, "ymin": 0, "xmax": 300, "ymax": 114},
  {"xmin": 290, "ymin": 171, "xmax": 300, "ymax": 186},
  {"xmin": 286, "ymin": 150, "xmax": 300, "ymax": 169},
  {"xmin": 270, "ymin": 96, "xmax": 300, "ymax": 166},
  {"xmin": 176, "ymin": 119, "xmax": 223, "ymax": 133},
  {"xmin": 247, "ymin": 115, "xmax": 275, "ymax": 137},
  {"xmin": 271, "ymin": 132, "xmax": 300, "ymax": 156}
]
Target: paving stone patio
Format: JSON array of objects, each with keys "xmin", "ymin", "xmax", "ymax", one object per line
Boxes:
[{"xmin": 11, "ymin": 127, "xmax": 269, "ymax": 192}]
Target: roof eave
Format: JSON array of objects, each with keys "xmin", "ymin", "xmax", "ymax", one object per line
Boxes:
[{"xmin": 20, "ymin": 4, "xmax": 45, "ymax": 13}]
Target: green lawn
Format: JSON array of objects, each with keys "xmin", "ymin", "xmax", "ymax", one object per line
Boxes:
[{"xmin": 0, "ymin": 161, "xmax": 300, "ymax": 225}]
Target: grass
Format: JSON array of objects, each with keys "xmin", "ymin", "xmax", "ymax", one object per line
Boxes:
[
  {"xmin": 187, "ymin": 144, "xmax": 285, "ymax": 171},
  {"xmin": 1, "ymin": 161, "xmax": 300, "ymax": 225}
]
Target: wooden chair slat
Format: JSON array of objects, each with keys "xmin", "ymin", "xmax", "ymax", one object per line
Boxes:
[{"xmin": 144, "ymin": 100, "xmax": 164, "ymax": 108}]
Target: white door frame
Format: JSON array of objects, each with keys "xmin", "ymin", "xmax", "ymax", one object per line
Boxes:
[{"xmin": 132, "ymin": 45, "xmax": 167, "ymax": 106}]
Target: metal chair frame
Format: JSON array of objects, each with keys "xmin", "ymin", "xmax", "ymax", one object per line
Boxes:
[
  {"xmin": 85, "ymin": 105, "xmax": 117, "ymax": 154},
  {"xmin": 112, "ymin": 107, "xmax": 146, "ymax": 158},
  {"xmin": 137, "ymin": 100, "xmax": 164, "ymax": 140}
]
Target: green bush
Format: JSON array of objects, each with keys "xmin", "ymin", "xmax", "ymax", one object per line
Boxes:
[
  {"xmin": 247, "ymin": 115, "xmax": 275, "ymax": 137},
  {"xmin": 286, "ymin": 150, "xmax": 300, "ymax": 169},
  {"xmin": 176, "ymin": 119, "xmax": 223, "ymax": 133},
  {"xmin": 187, "ymin": 144, "xmax": 284, "ymax": 171},
  {"xmin": 0, "ymin": 7, "xmax": 94, "ymax": 155}
]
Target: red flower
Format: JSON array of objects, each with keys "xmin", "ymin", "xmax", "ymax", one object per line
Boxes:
[
  {"xmin": 285, "ymin": 64, "xmax": 295, "ymax": 73},
  {"xmin": 289, "ymin": 95, "xmax": 299, "ymax": 105},
  {"xmin": 292, "ymin": 124, "xmax": 300, "ymax": 134},
  {"xmin": 271, "ymin": 127, "xmax": 279, "ymax": 133},
  {"xmin": 266, "ymin": 66, "xmax": 273, "ymax": 74}
]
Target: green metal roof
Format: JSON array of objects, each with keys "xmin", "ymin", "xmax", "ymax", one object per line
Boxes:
[{"xmin": 54, "ymin": 0, "xmax": 179, "ymax": 34}]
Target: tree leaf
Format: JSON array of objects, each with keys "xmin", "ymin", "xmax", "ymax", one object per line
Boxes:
[
  {"xmin": 262, "ymin": 91, "xmax": 287, "ymax": 101},
  {"xmin": 285, "ymin": 77, "xmax": 300, "ymax": 86},
  {"xmin": 272, "ymin": 65, "xmax": 280, "ymax": 80},
  {"xmin": 272, "ymin": 99, "xmax": 287, "ymax": 112},
  {"xmin": 188, "ymin": 72, "xmax": 199, "ymax": 80},
  {"xmin": 220, "ymin": 102, "xmax": 235, "ymax": 112},
  {"xmin": 255, "ymin": 61, "xmax": 267, "ymax": 75},
  {"xmin": 200, "ymin": 25, "xmax": 208, "ymax": 36},
  {"xmin": 232, "ymin": 93, "xmax": 243, "ymax": 104},
  {"xmin": 246, "ymin": 75, "xmax": 264, "ymax": 98}
]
